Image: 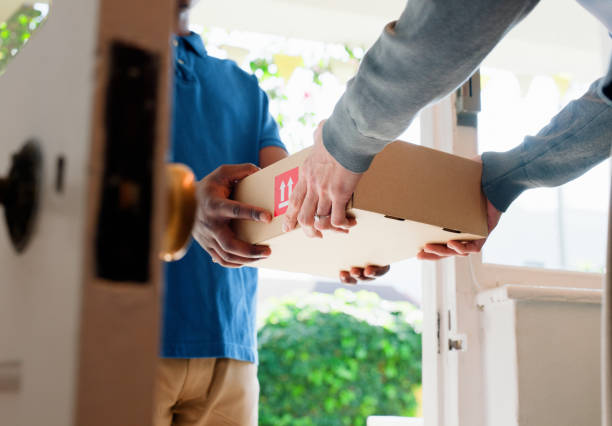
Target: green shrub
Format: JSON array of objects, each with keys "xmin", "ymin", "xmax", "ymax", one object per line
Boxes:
[
  {"xmin": 258, "ymin": 289, "xmax": 422, "ymax": 426},
  {"xmin": 0, "ymin": 5, "xmax": 47, "ymax": 76}
]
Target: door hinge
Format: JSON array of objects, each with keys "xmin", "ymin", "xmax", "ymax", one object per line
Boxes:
[{"xmin": 456, "ymin": 69, "xmax": 481, "ymax": 128}]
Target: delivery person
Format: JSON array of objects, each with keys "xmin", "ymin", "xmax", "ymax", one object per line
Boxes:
[
  {"xmin": 282, "ymin": 0, "xmax": 612, "ymax": 423},
  {"xmin": 155, "ymin": 1, "xmax": 389, "ymax": 425}
]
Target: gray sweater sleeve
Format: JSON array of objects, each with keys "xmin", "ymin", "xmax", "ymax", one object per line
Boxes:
[
  {"xmin": 482, "ymin": 78, "xmax": 612, "ymax": 212},
  {"xmin": 323, "ymin": 0, "xmax": 540, "ymax": 173}
]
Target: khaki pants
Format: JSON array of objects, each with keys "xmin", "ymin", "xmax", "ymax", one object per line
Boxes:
[{"xmin": 153, "ymin": 358, "xmax": 259, "ymax": 426}]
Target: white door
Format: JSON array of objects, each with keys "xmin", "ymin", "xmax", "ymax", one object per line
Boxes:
[
  {"xmin": 420, "ymin": 67, "xmax": 607, "ymax": 426},
  {"xmin": 0, "ymin": 0, "xmax": 174, "ymax": 425}
]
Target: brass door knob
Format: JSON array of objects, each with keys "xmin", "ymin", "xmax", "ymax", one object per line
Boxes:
[
  {"xmin": 0, "ymin": 141, "xmax": 42, "ymax": 253},
  {"xmin": 160, "ymin": 163, "xmax": 197, "ymax": 262}
]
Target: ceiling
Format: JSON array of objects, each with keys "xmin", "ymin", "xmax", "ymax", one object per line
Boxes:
[{"xmin": 192, "ymin": 0, "xmax": 610, "ymax": 80}]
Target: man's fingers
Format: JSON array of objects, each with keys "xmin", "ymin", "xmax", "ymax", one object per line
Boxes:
[
  {"xmin": 313, "ymin": 196, "xmax": 333, "ymax": 231},
  {"xmin": 298, "ymin": 191, "xmax": 319, "ymax": 237},
  {"xmin": 330, "ymin": 198, "xmax": 355, "ymax": 230},
  {"xmin": 350, "ymin": 267, "xmax": 365, "ymax": 278},
  {"xmin": 303, "ymin": 225, "xmax": 323, "ymax": 239},
  {"xmin": 283, "ymin": 178, "xmax": 307, "ymax": 232},
  {"xmin": 317, "ymin": 196, "xmax": 332, "ymax": 217},
  {"xmin": 364, "ymin": 265, "xmax": 390, "ymax": 278},
  {"xmin": 314, "ymin": 196, "xmax": 351, "ymax": 233},
  {"xmin": 314, "ymin": 215, "xmax": 332, "ymax": 231},
  {"xmin": 446, "ymin": 241, "xmax": 469, "ymax": 255},
  {"xmin": 207, "ymin": 247, "xmax": 243, "ymax": 268},
  {"xmin": 349, "ymin": 267, "xmax": 375, "ymax": 282},
  {"xmin": 419, "ymin": 239, "xmax": 485, "ymax": 260},
  {"xmin": 207, "ymin": 237, "xmax": 261, "ymax": 265},
  {"xmin": 215, "ymin": 227, "xmax": 272, "ymax": 259},
  {"xmin": 339, "ymin": 270, "xmax": 357, "ymax": 285},
  {"xmin": 213, "ymin": 198, "xmax": 272, "ymax": 223},
  {"xmin": 423, "ymin": 243, "xmax": 458, "ymax": 257},
  {"xmin": 196, "ymin": 223, "xmax": 270, "ymax": 265},
  {"xmin": 417, "ymin": 250, "xmax": 448, "ymax": 261},
  {"xmin": 447, "ymin": 239, "xmax": 485, "ymax": 255},
  {"xmin": 313, "ymin": 215, "xmax": 349, "ymax": 234},
  {"xmin": 462, "ymin": 239, "xmax": 486, "ymax": 253},
  {"xmin": 214, "ymin": 163, "xmax": 260, "ymax": 184},
  {"xmin": 349, "ymin": 264, "xmax": 391, "ymax": 281}
]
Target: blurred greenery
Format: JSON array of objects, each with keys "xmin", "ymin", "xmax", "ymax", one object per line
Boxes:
[
  {"xmin": 0, "ymin": 4, "xmax": 47, "ymax": 76},
  {"xmin": 249, "ymin": 57, "xmax": 279, "ymax": 82},
  {"xmin": 247, "ymin": 52, "xmax": 343, "ymax": 130},
  {"xmin": 258, "ymin": 289, "xmax": 422, "ymax": 426}
]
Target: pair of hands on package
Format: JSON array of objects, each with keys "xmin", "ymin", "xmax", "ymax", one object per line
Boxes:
[
  {"xmin": 192, "ymin": 121, "xmax": 501, "ymax": 284},
  {"xmin": 280, "ymin": 121, "xmax": 502, "ymax": 261},
  {"xmin": 191, "ymin": 162, "xmax": 389, "ymax": 284}
]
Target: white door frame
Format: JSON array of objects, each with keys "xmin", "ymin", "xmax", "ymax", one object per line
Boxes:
[{"xmin": 419, "ymin": 84, "xmax": 605, "ymax": 426}]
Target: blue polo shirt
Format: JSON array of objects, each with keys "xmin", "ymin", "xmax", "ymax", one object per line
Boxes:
[{"xmin": 162, "ymin": 32, "xmax": 285, "ymax": 363}]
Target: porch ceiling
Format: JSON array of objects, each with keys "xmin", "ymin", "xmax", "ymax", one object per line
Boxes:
[{"xmin": 193, "ymin": 0, "xmax": 609, "ymax": 80}]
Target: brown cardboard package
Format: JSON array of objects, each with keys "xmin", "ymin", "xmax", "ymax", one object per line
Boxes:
[{"xmin": 232, "ymin": 141, "xmax": 488, "ymax": 279}]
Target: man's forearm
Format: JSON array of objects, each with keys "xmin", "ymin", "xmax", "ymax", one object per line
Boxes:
[
  {"xmin": 323, "ymin": 0, "xmax": 539, "ymax": 173},
  {"xmin": 482, "ymin": 78, "xmax": 612, "ymax": 212}
]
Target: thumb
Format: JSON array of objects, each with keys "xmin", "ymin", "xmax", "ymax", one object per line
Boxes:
[
  {"xmin": 215, "ymin": 163, "xmax": 261, "ymax": 183},
  {"xmin": 486, "ymin": 199, "xmax": 502, "ymax": 234}
]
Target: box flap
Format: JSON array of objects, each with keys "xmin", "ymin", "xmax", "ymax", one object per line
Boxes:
[
  {"xmin": 247, "ymin": 208, "xmax": 484, "ymax": 279},
  {"xmin": 354, "ymin": 142, "xmax": 488, "ymax": 236}
]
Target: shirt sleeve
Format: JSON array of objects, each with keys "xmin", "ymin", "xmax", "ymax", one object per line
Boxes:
[
  {"xmin": 482, "ymin": 78, "xmax": 612, "ymax": 212},
  {"xmin": 256, "ymin": 83, "xmax": 287, "ymax": 153},
  {"xmin": 598, "ymin": 56, "xmax": 612, "ymax": 106},
  {"xmin": 322, "ymin": 0, "xmax": 540, "ymax": 173}
]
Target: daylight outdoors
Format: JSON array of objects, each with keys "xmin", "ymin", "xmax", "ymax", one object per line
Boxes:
[
  {"xmin": 0, "ymin": 2, "xmax": 47, "ymax": 76},
  {"xmin": 2, "ymin": 3, "xmax": 608, "ymax": 424},
  {"xmin": 199, "ymin": 24, "xmax": 426, "ymax": 426},
  {"xmin": 478, "ymin": 66, "xmax": 610, "ymax": 272},
  {"xmin": 199, "ymin": 22, "xmax": 609, "ymax": 424},
  {"xmin": 1, "ymin": 6, "xmax": 424, "ymax": 424}
]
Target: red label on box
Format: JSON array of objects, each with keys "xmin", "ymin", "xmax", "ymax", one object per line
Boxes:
[{"xmin": 274, "ymin": 167, "xmax": 299, "ymax": 217}]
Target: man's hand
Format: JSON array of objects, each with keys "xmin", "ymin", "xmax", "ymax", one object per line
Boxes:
[
  {"xmin": 283, "ymin": 121, "xmax": 361, "ymax": 238},
  {"xmin": 339, "ymin": 264, "xmax": 391, "ymax": 284},
  {"xmin": 417, "ymin": 198, "xmax": 502, "ymax": 260},
  {"xmin": 192, "ymin": 164, "xmax": 273, "ymax": 268}
]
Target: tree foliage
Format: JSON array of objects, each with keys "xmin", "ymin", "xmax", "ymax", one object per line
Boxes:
[
  {"xmin": 0, "ymin": 5, "xmax": 46, "ymax": 76},
  {"xmin": 258, "ymin": 290, "xmax": 422, "ymax": 426}
]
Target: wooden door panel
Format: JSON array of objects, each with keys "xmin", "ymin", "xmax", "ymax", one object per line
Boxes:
[
  {"xmin": 0, "ymin": 1, "xmax": 100, "ymax": 424},
  {"xmin": 0, "ymin": 0, "xmax": 174, "ymax": 424}
]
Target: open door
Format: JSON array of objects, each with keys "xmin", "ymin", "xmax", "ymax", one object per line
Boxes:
[{"xmin": 0, "ymin": 0, "xmax": 174, "ymax": 424}]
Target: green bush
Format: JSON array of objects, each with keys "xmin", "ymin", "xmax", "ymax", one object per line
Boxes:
[
  {"xmin": 0, "ymin": 5, "xmax": 47, "ymax": 76},
  {"xmin": 258, "ymin": 289, "xmax": 422, "ymax": 426}
]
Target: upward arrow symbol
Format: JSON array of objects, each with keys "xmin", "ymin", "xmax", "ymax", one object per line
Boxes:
[
  {"xmin": 280, "ymin": 180, "xmax": 286, "ymax": 202},
  {"xmin": 287, "ymin": 177, "xmax": 294, "ymax": 199}
]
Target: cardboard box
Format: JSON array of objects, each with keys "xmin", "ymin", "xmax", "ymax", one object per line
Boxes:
[{"xmin": 232, "ymin": 141, "xmax": 488, "ymax": 279}]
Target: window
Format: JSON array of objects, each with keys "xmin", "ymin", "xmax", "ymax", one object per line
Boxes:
[{"xmin": 478, "ymin": 67, "xmax": 609, "ymax": 273}]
